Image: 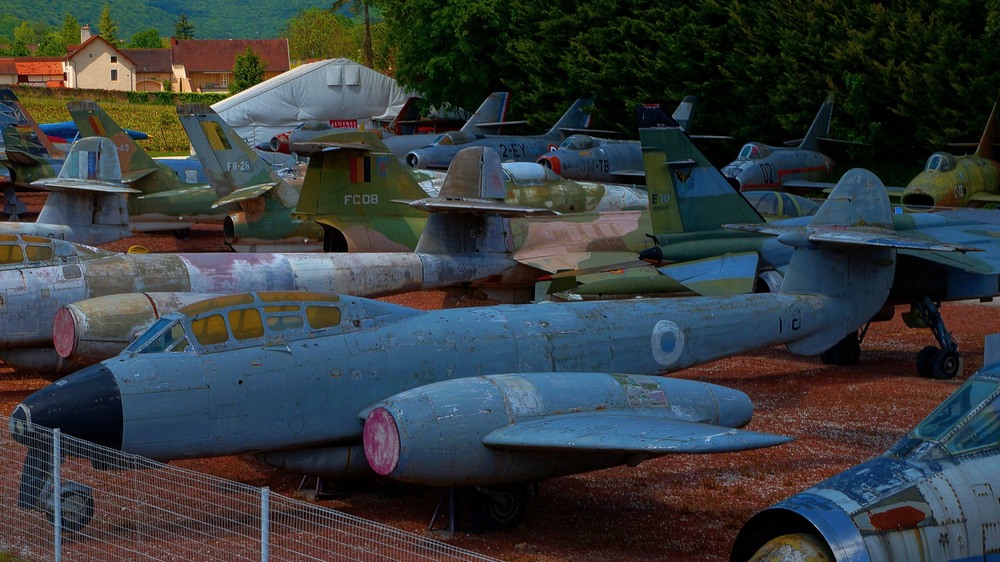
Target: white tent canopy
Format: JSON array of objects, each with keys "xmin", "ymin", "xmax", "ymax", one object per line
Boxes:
[{"xmin": 212, "ymin": 58, "xmax": 414, "ymax": 148}]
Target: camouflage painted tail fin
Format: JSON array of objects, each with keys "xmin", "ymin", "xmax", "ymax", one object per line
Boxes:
[
  {"xmin": 67, "ymin": 100, "xmax": 171, "ymax": 190},
  {"xmin": 542, "ymin": 98, "xmax": 595, "ymax": 140},
  {"xmin": 636, "ymin": 106, "xmax": 763, "ymax": 237},
  {"xmin": 176, "ymin": 104, "xmax": 297, "ymax": 206},
  {"xmin": 0, "ymin": 88, "xmax": 64, "ymax": 161},
  {"xmin": 797, "ymin": 93, "xmax": 835, "ymax": 152},
  {"xmin": 671, "ymin": 96, "xmax": 698, "ymax": 131},
  {"xmin": 974, "ymin": 96, "xmax": 1000, "ymax": 160}
]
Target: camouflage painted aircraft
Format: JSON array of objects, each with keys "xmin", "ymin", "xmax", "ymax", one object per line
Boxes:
[
  {"xmin": 11, "ymin": 165, "xmax": 965, "ymax": 532},
  {"xmin": 403, "ymin": 97, "xmax": 595, "ymax": 170},
  {"xmin": 720, "ymin": 93, "xmax": 852, "ymax": 192},
  {"xmin": 259, "ymin": 92, "xmax": 515, "ymax": 161},
  {"xmin": 68, "ymin": 100, "xmax": 229, "ymax": 236},
  {"xmin": 180, "ymin": 103, "xmax": 647, "ymax": 252},
  {"xmin": 0, "ymin": 90, "xmax": 66, "ymax": 219},
  {"xmin": 732, "ymin": 333, "xmax": 1000, "ymax": 562},
  {"xmin": 900, "ymin": 97, "xmax": 1000, "ymax": 211}
]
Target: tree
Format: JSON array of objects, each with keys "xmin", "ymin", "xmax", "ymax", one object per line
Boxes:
[
  {"xmin": 61, "ymin": 14, "xmax": 81, "ymax": 47},
  {"xmin": 229, "ymin": 46, "xmax": 266, "ymax": 94},
  {"xmin": 175, "ymin": 14, "xmax": 195, "ymax": 39},
  {"xmin": 98, "ymin": 3, "xmax": 119, "ymax": 46},
  {"xmin": 283, "ymin": 8, "xmax": 355, "ymax": 62},
  {"xmin": 333, "ymin": 0, "xmax": 375, "ymax": 68},
  {"xmin": 128, "ymin": 28, "xmax": 163, "ymax": 48}
]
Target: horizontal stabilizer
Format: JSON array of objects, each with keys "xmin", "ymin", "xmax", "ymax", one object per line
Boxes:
[
  {"xmin": 136, "ymin": 185, "xmax": 215, "ymax": 200},
  {"xmin": 483, "ymin": 411, "xmax": 792, "ymax": 454},
  {"xmin": 288, "ymin": 141, "xmax": 376, "ymax": 155},
  {"xmin": 516, "ymin": 251, "xmax": 640, "ymax": 274},
  {"xmin": 726, "ymin": 222, "xmax": 980, "ymax": 253},
  {"xmin": 211, "ymin": 182, "xmax": 278, "ymax": 208},
  {"xmin": 3, "ymin": 149, "xmax": 41, "ymax": 166},
  {"xmin": 399, "ymin": 197, "xmax": 558, "ymax": 217},
  {"xmin": 657, "ymin": 252, "xmax": 760, "ymax": 296},
  {"xmin": 477, "ymin": 120, "xmax": 530, "ymax": 129},
  {"xmin": 120, "ymin": 168, "xmax": 157, "ymax": 183},
  {"xmin": 30, "ymin": 178, "xmax": 139, "ymax": 194}
]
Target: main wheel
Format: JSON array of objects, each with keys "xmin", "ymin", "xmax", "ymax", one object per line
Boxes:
[
  {"xmin": 172, "ymin": 228, "xmax": 191, "ymax": 239},
  {"xmin": 472, "ymin": 484, "xmax": 530, "ymax": 531},
  {"xmin": 916, "ymin": 346, "xmax": 938, "ymax": 378},
  {"xmin": 931, "ymin": 349, "xmax": 962, "ymax": 380}
]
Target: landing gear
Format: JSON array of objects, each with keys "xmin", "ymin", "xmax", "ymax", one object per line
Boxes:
[
  {"xmin": 429, "ymin": 483, "xmax": 533, "ymax": 535},
  {"xmin": 913, "ymin": 296, "xmax": 962, "ymax": 379},
  {"xmin": 172, "ymin": 228, "xmax": 191, "ymax": 239},
  {"xmin": 41, "ymin": 481, "xmax": 95, "ymax": 532},
  {"xmin": 821, "ymin": 327, "xmax": 865, "ymax": 366}
]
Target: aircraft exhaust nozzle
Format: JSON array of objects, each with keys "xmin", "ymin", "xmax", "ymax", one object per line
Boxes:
[
  {"xmin": 405, "ymin": 152, "xmax": 421, "ymax": 168},
  {"xmin": 537, "ymin": 155, "xmax": 561, "ymax": 175}
]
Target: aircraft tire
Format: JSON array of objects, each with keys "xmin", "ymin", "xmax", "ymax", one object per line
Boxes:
[
  {"xmin": 931, "ymin": 349, "xmax": 962, "ymax": 380},
  {"xmin": 471, "ymin": 484, "xmax": 531, "ymax": 532},
  {"xmin": 822, "ymin": 333, "xmax": 861, "ymax": 366},
  {"xmin": 45, "ymin": 485, "xmax": 94, "ymax": 532},
  {"xmin": 172, "ymin": 228, "xmax": 191, "ymax": 239},
  {"xmin": 916, "ymin": 346, "xmax": 938, "ymax": 378}
]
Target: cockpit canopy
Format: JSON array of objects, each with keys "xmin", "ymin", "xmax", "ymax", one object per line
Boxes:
[
  {"xmin": 0, "ymin": 234, "xmax": 110, "ymax": 269},
  {"xmin": 432, "ymin": 131, "xmax": 474, "ymax": 146},
  {"xmin": 125, "ymin": 292, "xmax": 347, "ymax": 355},
  {"xmin": 502, "ymin": 162, "xmax": 561, "ymax": 186},
  {"xmin": 912, "ymin": 375, "xmax": 1000, "ymax": 456},
  {"xmin": 924, "ymin": 152, "xmax": 956, "ymax": 173},
  {"xmin": 737, "ymin": 142, "xmax": 771, "ymax": 161},
  {"xmin": 559, "ymin": 134, "xmax": 599, "ymax": 151}
]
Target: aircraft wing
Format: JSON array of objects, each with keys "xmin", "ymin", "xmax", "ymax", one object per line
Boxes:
[
  {"xmin": 657, "ymin": 252, "xmax": 760, "ymax": 296},
  {"xmin": 727, "ymin": 223, "xmax": 980, "ymax": 253},
  {"xmin": 783, "ymin": 179, "xmax": 838, "ymax": 190},
  {"xmin": 211, "ymin": 182, "xmax": 278, "ymax": 208},
  {"xmin": 120, "ymin": 168, "xmax": 158, "ymax": 183},
  {"xmin": 288, "ymin": 141, "xmax": 375, "ymax": 155},
  {"xmin": 400, "ymin": 198, "xmax": 559, "ymax": 217},
  {"xmin": 970, "ymin": 192, "xmax": 1000, "ymax": 204},
  {"xmin": 483, "ymin": 411, "xmax": 792, "ymax": 454},
  {"xmin": 516, "ymin": 251, "xmax": 641, "ymax": 274},
  {"xmin": 29, "ymin": 177, "xmax": 140, "ymax": 194},
  {"xmin": 135, "ymin": 185, "xmax": 216, "ymax": 200}
]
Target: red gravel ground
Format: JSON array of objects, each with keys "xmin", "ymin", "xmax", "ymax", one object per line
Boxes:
[{"xmin": 0, "ymin": 208, "xmax": 997, "ymax": 561}]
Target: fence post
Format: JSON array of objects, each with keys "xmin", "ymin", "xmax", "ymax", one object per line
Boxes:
[
  {"xmin": 261, "ymin": 486, "xmax": 270, "ymax": 562},
  {"xmin": 53, "ymin": 428, "xmax": 62, "ymax": 562}
]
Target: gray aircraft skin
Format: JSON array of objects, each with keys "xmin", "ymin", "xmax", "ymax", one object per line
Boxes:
[
  {"xmin": 9, "ymin": 159, "xmax": 972, "ymax": 531},
  {"xmin": 403, "ymin": 98, "xmax": 595, "ymax": 170},
  {"xmin": 720, "ymin": 93, "xmax": 843, "ymax": 192},
  {"xmin": 731, "ymin": 333, "xmax": 1000, "ymax": 562},
  {"xmin": 536, "ymin": 96, "xmax": 699, "ymax": 184},
  {"xmin": 258, "ymin": 91, "xmax": 515, "ymax": 161}
]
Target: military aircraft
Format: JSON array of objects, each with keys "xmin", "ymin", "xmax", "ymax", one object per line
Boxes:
[
  {"xmin": 0, "ymin": 136, "xmax": 138, "ymax": 245},
  {"xmin": 0, "ymin": 90, "xmax": 67, "ymax": 219},
  {"xmin": 901, "ymin": 97, "xmax": 1000, "ymax": 211},
  {"xmin": 403, "ymin": 97, "xmax": 595, "ymax": 170},
  {"xmin": 11, "ymin": 160, "xmax": 965, "ymax": 532},
  {"xmin": 535, "ymin": 96, "xmax": 709, "ymax": 184},
  {"xmin": 180, "ymin": 103, "xmax": 648, "ymax": 252},
  {"xmin": 720, "ymin": 93, "xmax": 850, "ymax": 192},
  {"xmin": 68, "ymin": 100, "xmax": 228, "ymax": 236},
  {"xmin": 259, "ymin": 92, "xmax": 516, "ymax": 161},
  {"xmin": 731, "ymin": 332, "xmax": 1000, "ymax": 562}
]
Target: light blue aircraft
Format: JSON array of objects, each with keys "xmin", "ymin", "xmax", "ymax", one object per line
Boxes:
[
  {"xmin": 10, "ymin": 151, "xmax": 969, "ymax": 532},
  {"xmin": 403, "ymin": 97, "xmax": 595, "ymax": 170},
  {"xmin": 732, "ymin": 333, "xmax": 1000, "ymax": 562}
]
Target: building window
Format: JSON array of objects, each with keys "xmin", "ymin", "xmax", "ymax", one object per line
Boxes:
[
  {"xmin": 111, "ymin": 69, "xmax": 118, "ymax": 81},
  {"xmin": 110, "ymin": 55, "xmax": 117, "ymax": 63},
  {"xmin": 220, "ymin": 73, "xmax": 230, "ymax": 87}
]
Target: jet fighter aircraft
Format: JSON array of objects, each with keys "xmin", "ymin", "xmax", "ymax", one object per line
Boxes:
[
  {"xmin": 901, "ymin": 96, "xmax": 1000, "ymax": 211},
  {"xmin": 403, "ymin": 97, "xmax": 595, "ymax": 170},
  {"xmin": 721, "ymin": 93, "xmax": 850, "ymax": 192},
  {"xmin": 10, "ymin": 160, "xmax": 966, "ymax": 532},
  {"xmin": 732, "ymin": 333, "xmax": 1000, "ymax": 562},
  {"xmin": 259, "ymin": 92, "xmax": 515, "ymax": 161}
]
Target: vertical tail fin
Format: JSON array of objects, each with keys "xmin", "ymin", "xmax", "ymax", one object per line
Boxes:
[
  {"xmin": 542, "ymin": 98, "xmax": 594, "ymax": 140},
  {"xmin": 671, "ymin": 96, "xmax": 698, "ymax": 131},
  {"xmin": 0, "ymin": 89, "xmax": 65, "ymax": 161},
  {"xmin": 797, "ymin": 93, "xmax": 835, "ymax": 152},
  {"xmin": 637, "ymin": 106, "xmax": 763, "ymax": 237},
  {"xmin": 176, "ymin": 103, "xmax": 297, "ymax": 206},
  {"xmin": 67, "ymin": 101, "xmax": 175, "ymax": 192},
  {"xmin": 460, "ymin": 92, "xmax": 511, "ymax": 136},
  {"xmin": 974, "ymin": 96, "xmax": 1000, "ymax": 160}
]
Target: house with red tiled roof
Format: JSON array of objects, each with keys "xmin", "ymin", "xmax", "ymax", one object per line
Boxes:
[
  {"xmin": 0, "ymin": 57, "xmax": 65, "ymax": 87},
  {"xmin": 63, "ymin": 28, "xmax": 289, "ymax": 93}
]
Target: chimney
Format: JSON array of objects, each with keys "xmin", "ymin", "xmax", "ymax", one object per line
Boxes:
[{"xmin": 81, "ymin": 25, "xmax": 92, "ymax": 43}]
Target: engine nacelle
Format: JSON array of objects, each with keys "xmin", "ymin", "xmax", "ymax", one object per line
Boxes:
[
  {"xmin": 53, "ymin": 292, "xmax": 225, "ymax": 365},
  {"xmin": 256, "ymin": 444, "xmax": 375, "ymax": 479},
  {"xmin": 363, "ymin": 372, "xmax": 754, "ymax": 487}
]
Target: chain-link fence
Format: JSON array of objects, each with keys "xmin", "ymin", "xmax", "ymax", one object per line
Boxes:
[{"xmin": 1, "ymin": 413, "xmax": 500, "ymax": 562}]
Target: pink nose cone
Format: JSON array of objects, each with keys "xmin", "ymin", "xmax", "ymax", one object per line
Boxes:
[
  {"xmin": 363, "ymin": 407, "xmax": 401, "ymax": 476},
  {"xmin": 52, "ymin": 307, "xmax": 79, "ymax": 359}
]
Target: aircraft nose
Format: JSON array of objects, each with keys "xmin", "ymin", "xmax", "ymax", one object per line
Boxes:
[{"xmin": 10, "ymin": 364, "xmax": 122, "ymax": 450}]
